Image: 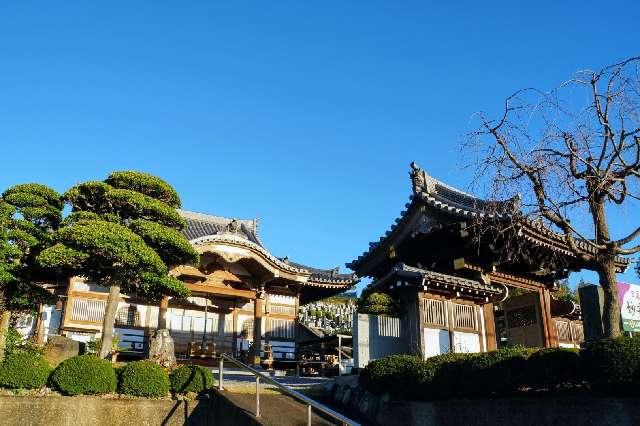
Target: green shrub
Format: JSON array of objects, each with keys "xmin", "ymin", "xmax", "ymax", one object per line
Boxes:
[
  {"xmin": 520, "ymin": 347, "xmax": 581, "ymax": 390},
  {"xmin": 582, "ymin": 335, "xmax": 640, "ymax": 395},
  {"xmin": 3, "ymin": 328, "xmax": 43, "ymax": 356},
  {"xmin": 50, "ymin": 355, "xmax": 116, "ymax": 395},
  {"xmin": 4, "ymin": 328, "xmax": 22, "ymax": 356},
  {"xmin": 431, "ymin": 346, "xmax": 533, "ymax": 398},
  {"xmin": 170, "ymin": 365, "xmax": 213, "ymax": 394},
  {"xmin": 0, "ymin": 350, "xmax": 51, "ymax": 389},
  {"xmin": 119, "ymin": 360, "xmax": 169, "ymax": 397},
  {"xmin": 359, "ymin": 354, "xmax": 431, "ymax": 400},
  {"xmin": 357, "ymin": 291, "xmax": 400, "ymax": 316}
]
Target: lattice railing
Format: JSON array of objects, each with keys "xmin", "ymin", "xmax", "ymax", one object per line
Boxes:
[
  {"xmin": 555, "ymin": 320, "xmax": 571, "ymax": 341},
  {"xmin": 571, "ymin": 322, "xmax": 584, "ymax": 342}
]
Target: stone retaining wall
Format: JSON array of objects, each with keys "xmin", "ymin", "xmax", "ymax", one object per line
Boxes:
[
  {"xmin": 331, "ymin": 377, "xmax": 640, "ymax": 426},
  {"xmin": 0, "ymin": 391, "xmax": 259, "ymax": 426}
]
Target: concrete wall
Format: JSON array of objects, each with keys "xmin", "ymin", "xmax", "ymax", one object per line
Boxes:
[
  {"xmin": 331, "ymin": 377, "xmax": 640, "ymax": 426},
  {"xmin": 353, "ymin": 313, "xmax": 409, "ymax": 368},
  {"xmin": 0, "ymin": 392, "xmax": 259, "ymax": 426}
]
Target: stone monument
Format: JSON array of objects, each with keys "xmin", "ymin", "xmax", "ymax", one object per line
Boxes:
[{"xmin": 148, "ymin": 328, "xmax": 177, "ymax": 368}]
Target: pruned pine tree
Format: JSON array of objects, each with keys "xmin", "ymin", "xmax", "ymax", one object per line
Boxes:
[
  {"xmin": 0, "ymin": 184, "xmax": 63, "ymax": 361},
  {"xmin": 38, "ymin": 171, "xmax": 198, "ymax": 358}
]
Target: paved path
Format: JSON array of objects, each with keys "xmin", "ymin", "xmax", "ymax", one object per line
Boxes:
[
  {"xmin": 212, "ymin": 365, "xmax": 334, "ymax": 392},
  {"xmin": 207, "ymin": 364, "xmax": 371, "ymax": 425}
]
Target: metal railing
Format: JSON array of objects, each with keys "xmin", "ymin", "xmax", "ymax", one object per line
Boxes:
[{"xmin": 217, "ymin": 354, "xmax": 360, "ymax": 426}]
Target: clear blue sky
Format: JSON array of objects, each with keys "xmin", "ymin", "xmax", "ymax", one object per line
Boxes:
[{"xmin": 1, "ymin": 2, "xmax": 639, "ymax": 293}]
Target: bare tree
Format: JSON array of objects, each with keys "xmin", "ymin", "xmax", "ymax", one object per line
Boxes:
[{"xmin": 469, "ymin": 56, "xmax": 640, "ymax": 338}]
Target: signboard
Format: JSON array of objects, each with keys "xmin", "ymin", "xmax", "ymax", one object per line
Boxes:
[{"xmin": 618, "ymin": 282, "xmax": 640, "ymax": 332}]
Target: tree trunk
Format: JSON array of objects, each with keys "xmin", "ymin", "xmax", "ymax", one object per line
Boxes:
[
  {"xmin": 0, "ymin": 310, "xmax": 11, "ymax": 362},
  {"xmin": 597, "ymin": 256, "xmax": 621, "ymax": 339},
  {"xmin": 158, "ymin": 296, "xmax": 169, "ymax": 329},
  {"xmin": 590, "ymin": 198, "xmax": 621, "ymax": 339},
  {"xmin": 99, "ymin": 284, "xmax": 120, "ymax": 359}
]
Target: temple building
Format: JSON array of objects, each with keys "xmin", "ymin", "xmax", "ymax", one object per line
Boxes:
[
  {"xmin": 35, "ymin": 210, "xmax": 357, "ymax": 365},
  {"xmin": 348, "ymin": 163, "xmax": 627, "ymax": 361}
]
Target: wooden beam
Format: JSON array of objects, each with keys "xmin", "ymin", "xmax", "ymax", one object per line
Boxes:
[{"xmin": 187, "ymin": 283, "xmax": 255, "ymax": 299}]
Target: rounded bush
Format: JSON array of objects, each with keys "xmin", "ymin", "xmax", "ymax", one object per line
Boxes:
[
  {"xmin": 50, "ymin": 355, "xmax": 116, "ymax": 395},
  {"xmin": 169, "ymin": 365, "xmax": 213, "ymax": 394},
  {"xmin": 0, "ymin": 350, "xmax": 51, "ymax": 389},
  {"xmin": 521, "ymin": 347, "xmax": 581, "ymax": 390},
  {"xmin": 582, "ymin": 336, "xmax": 640, "ymax": 395},
  {"xmin": 119, "ymin": 360, "xmax": 170, "ymax": 397}
]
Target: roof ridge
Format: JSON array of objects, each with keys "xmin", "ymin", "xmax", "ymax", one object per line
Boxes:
[{"xmin": 178, "ymin": 209, "xmax": 257, "ymax": 225}]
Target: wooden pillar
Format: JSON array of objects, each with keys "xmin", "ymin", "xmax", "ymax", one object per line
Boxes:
[
  {"xmin": 232, "ymin": 300, "xmax": 238, "ymax": 356},
  {"xmin": 62, "ymin": 293, "xmax": 74, "ymax": 333},
  {"xmin": 416, "ymin": 292, "xmax": 426, "ymax": 358},
  {"xmin": 546, "ymin": 290, "xmax": 558, "ymax": 346},
  {"xmin": 251, "ymin": 292, "xmax": 265, "ymax": 366},
  {"xmin": 158, "ymin": 296, "xmax": 169, "ymax": 330},
  {"xmin": 539, "ymin": 288, "xmax": 558, "ymax": 347},
  {"xmin": 447, "ymin": 298, "xmax": 455, "ymax": 353},
  {"xmin": 483, "ymin": 303, "xmax": 497, "ymax": 351}
]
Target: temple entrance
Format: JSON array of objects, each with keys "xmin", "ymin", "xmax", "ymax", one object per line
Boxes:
[{"xmin": 494, "ymin": 288, "xmax": 546, "ymax": 348}]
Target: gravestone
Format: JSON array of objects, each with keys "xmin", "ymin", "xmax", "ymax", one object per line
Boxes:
[{"xmin": 148, "ymin": 329, "xmax": 176, "ymax": 368}]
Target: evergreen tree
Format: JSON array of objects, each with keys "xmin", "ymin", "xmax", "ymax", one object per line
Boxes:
[
  {"xmin": 38, "ymin": 171, "xmax": 197, "ymax": 358},
  {"xmin": 0, "ymin": 184, "xmax": 63, "ymax": 361}
]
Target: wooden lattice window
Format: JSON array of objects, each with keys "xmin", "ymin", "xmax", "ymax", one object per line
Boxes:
[
  {"xmin": 453, "ymin": 303, "xmax": 477, "ymax": 330},
  {"xmin": 423, "ymin": 299, "xmax": 447, "ymax": 327},
  {"xmin": 269, "ymin": 319, "xmax": 295, "ymax": 339},
  {"xmin": 115, "ymin": 305, "xmax": 140, "ymax": 327},
  {"xmin": 506, "ymin": 305, "xmax": 537, "ymax": 328},
  {"xmin": 270, "ymin": 305, "xmax": 296, "ymax": 316},
  {"xmin": 71, "ymin": 298, "xmax": 106, "ymax": 322}
]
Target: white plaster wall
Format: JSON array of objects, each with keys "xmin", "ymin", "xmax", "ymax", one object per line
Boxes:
[{"xmin": 423, "ymin": 328, "xmax": 450, "ymax": 358}]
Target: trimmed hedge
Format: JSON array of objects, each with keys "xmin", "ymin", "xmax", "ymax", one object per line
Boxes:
[
  {"xmin": 119, "ymin": 360, "xmax": 169, "ymax": 397},
  {"xmin": 430, "ymin": 346, "xmax": 533, "ymax": 398},
  {"xmin": 359, "ymin": 355, "xmax": 430, "ymax": 399},
  {"xmin": 170, "ymin": 365, "xmax": 213, "ymax": 394},
  {"xmin": 521, "ymin": 347, "xmax": 581, "ymax": 389},
  {"xmin": 0, "ymin": 350, "xmax": 52, "ymax": 389},
  {"xmin": 360, "ymin": 346, "xmax": 590, "ymax": 401},
  {"xmin": 50, "ymin": 355, "xmax": 116, "ymax": 395},
  {"xmin": 581, "ymin": 335, "xmax": 640, "ymax": 395}
]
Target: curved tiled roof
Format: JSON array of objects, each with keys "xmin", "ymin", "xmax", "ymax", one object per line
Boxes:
[
  {"xmin": 380, "ymin": 262, "xmax": 504, "ymax": 295},
  {"xmin": 191, "ymin": 233, "xmax": 309, "ymax": 275},
  {"xmin": 285, "ymin": 260, "xmax": 357, "ymax": 286},
  {"xmin": 347, "ymin": 163, "xmax": 630, "ymax": 273},
  {"xmin": 179, "ymin": 210, "xmax": 262, "ymax": 246},
  {"xmin": 181, "ymin": 210, "xmax": 357, "ymax": 288}
]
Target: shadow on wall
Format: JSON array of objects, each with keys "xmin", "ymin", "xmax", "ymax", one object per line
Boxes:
[
  {"xmin": 0, "ymin": 391, "xmax": 260, "ymax": 426},
  {"xmin": 354, "ymin": 314, "xmax": 409, "ymax": 367}
]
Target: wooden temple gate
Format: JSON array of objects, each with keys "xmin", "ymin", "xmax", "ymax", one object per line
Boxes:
[{"xmin": 348, "ymin": 163, "xmax": 628, "ymax": 357}]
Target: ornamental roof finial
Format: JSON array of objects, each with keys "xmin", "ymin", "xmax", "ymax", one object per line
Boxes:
[{"xmin": 410, "ymin": 162, "xmax": 434, "ymax": 194}]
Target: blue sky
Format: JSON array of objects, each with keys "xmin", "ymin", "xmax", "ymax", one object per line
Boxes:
[{"xmin": 1, "ymin": 2, "xmax": 639, "ymax": 293}]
